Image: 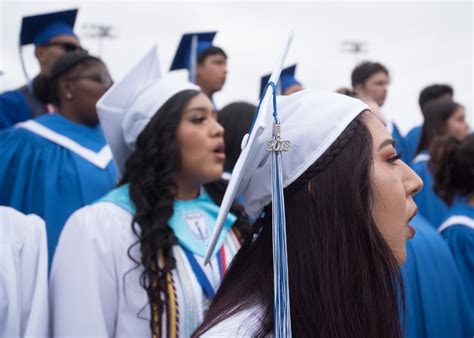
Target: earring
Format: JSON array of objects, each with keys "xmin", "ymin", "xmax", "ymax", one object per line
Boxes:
[{"xmin": 66, "ymin": 92, "xmax": 73, "ymax": 100}]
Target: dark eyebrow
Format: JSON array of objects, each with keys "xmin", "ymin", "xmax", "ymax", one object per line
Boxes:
[
  {"xmin": 378, "ymin": 138, "xmax": 396, "ymax": 151},
  {"xmin": 183, "ymin": 107, "xmax": 211, "ymax": 115}
]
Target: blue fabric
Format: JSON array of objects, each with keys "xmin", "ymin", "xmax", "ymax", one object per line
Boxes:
[
  {"xmin": 391, "ymin": 122, "xmax": 410, "ymax": 164},
  {"xmin": 402, "ymin": 214, "xmax": 473, "ymax": 338},
  {"xmin": 20, "ymin": 9, "xmax": 78, "ymax": 45},
  {"xmin": 0, "ymin": 90, "xmax": 33, "ymax": 129},
  {"xmin": 440, "ymin": 201, "xmax": 474, "ymax": 311},
  {"xmin": 99, "ymin": 184, "xmax": 236, "ymax": 257},
  {"xmin": 411, "ymin": 152, "xmax": 449, "ymax": 228},
  {"xmin": 0, "ymin": 114, "xmax": 117, "ymax": 263},
  {"xmin": 405, "ymin": 125, "xmax": 422, "ymax": 162}
]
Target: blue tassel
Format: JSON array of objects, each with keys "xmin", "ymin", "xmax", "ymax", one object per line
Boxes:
[{"xmin": 264, "ymin": 81, "xmax": 292, "ymax": 338}]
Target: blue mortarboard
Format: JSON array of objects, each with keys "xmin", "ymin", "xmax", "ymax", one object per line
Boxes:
[
  {"xmin": 169, "ymin": 31, "xmax": 217, "ymax": 83},
  {"xmin": 20, "ymin": 9, "xmax": 78, "ymax": 46},
  {"xmin": 260, "ymin": 64, "xmax": 300, "ymax": 98}
]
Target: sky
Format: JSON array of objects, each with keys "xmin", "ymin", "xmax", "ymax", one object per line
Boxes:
[{"xmin": 0, "ymin": 0, "xmax": 472, "ymax": 133}]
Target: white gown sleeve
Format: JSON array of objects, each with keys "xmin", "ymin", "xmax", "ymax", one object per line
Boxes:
[
  {"xmin": 49, "ymin": 203, "xmax": 123, "ymax": 338},
  {"xmin": 0, "ymin": 206, "xmax": 49, "ymax": 338}
]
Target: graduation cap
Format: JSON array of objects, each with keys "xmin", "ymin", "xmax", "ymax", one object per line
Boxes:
[
  {"xmin": 19, "ymin": 9, "xmax": 79, "ymax": 84},
  {"xmin": 205, "ymin": 31, "xmax": 369, "ymax": 336},
  {"xmin": 20, "ymin": 9, "xmax": 78, "ymax": 46},
  {"xmin": 259, "ymin": 64, "xmax": 301, "ymax": 98},
  {"xmin": 169, "ymin": 31, "xmax": 217, "ymax": 83},
  {"xmin": 96, "ymin": 45, "xmax": 199, "ymax": 175}
]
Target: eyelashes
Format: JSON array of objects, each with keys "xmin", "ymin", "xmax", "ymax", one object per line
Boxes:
[{"xmin": 387, "ymin": 153, "xmax": 402, "ymax": 164}]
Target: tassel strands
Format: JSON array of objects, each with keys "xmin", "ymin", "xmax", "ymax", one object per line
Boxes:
[{"xmin": 265, "ymin": 82, "xmax": 292, "ymax": 338}]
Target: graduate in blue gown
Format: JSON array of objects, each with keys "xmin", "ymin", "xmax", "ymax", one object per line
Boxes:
[
  {"xmin": 412, "ymin": 99, "xmax": 470, "ymax": 228},
  {"xmin": 0, "ymin": 9, "xmax": 83, "ymax": 129},
  {"xmin": 170, "ymin": 31, "xmax": 228, "ymax": 105},
  {"xmin": 259, "ymin": 64, "xmax": 303, "ymax": 97},
  {"xmin": 0, "ymin": 51, "xmax": 116, "ymax": 262},
  {"xmin": 431, "ymin": 134, "xmax": 474, "ymax": 311},
  {"xmin": 350, "ymin": 61, "xmax": 410, "ymax": 163},
  {"xmin": 405, "ymin": 84, "xmax": 454, "ymax": 161},
  {"xmin": 402, "ymin": 214, "xmax": 473, "ymax": 338}
]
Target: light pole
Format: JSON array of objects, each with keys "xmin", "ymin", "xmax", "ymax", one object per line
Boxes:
[{"xmin": 82, "ymin": 24, "xmax": 116, "ymax": 56}]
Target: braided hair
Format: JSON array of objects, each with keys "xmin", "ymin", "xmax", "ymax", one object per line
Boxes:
[
  {"xmin": 430, "ymin": 134, "xmax": 474, "ymax": 205},
  {"xmin": 195, "ymin": 113, "xmax": 405, "ymax": 338}
]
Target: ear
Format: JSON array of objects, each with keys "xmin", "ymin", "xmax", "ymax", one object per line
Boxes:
[
  {"xmin": 58, "ymin": 78, "xmax": 75, "ymax": 102},
  {"xmin": 35, "ymin": 46, "xmax": 46, "ymax": 62},
  {"xmin": 307, "ymin": 181, "xmax": 313, "ymax": 194},
  {"xmin": 353, "ymin": 83, "xmax": 365, "ymax": 96}
]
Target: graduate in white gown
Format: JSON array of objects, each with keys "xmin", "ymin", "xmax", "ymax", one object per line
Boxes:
[
  {"xmin": 0, "ymin": 206, "xmax": 48, "ymax": 338},
  {"xmin": 194, "ymin": 81, "xmax": 423, "ymax": 335},
  {"xmin": 50, "ymin": 46, "xmax": 246, "ymax": 338}
]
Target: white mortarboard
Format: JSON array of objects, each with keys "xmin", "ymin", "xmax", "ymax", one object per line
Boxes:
[
  {"xmin": 204, "ymin": 32, "xmax": 369, "ymax": 337},
  {"xmin": 96, "ymin": 45, "xmax": 199, "ymax": 175}
]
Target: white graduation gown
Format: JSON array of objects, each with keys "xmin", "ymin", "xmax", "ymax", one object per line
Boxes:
[
  {"xmin": 202, "ymin": 306, "xmax": 266, "ymax": 337},
  {"xmin": 50, "ymin": 202, "xmax": 241, "ymax": 338},
  {"xmin": 0, "ymin": 206, "xmax": 49, "ymax": 338}
]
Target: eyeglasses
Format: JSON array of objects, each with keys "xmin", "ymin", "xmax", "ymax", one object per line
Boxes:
[
  {"xmin": 44, "ymin": 41, "xmax": 84, "ymax": 52},
  {"xmin": 69, "ymin": 74, "xmax": 114, "ymax": 88}
]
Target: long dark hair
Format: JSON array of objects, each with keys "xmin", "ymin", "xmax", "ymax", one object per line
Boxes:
[
  {"xmin": 120, "ymin": 89, "xmax": 248, "ymax": 335},
  {"xmin": 33, "ymin": 51, "xmax": 103, "ymax": 107},
  {"xmin": 430, "ymin": 134, "xmax": 474, "ymax": 206},
  {"xmin": 195, "ymin": 114, "xmax": 404, "ymax": 338},
  {"xmin": 417, "ymin": 99, "xmax": 462, "ymax": 154}
]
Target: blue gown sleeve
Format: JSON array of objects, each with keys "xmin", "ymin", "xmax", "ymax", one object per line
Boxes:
[
  {"xmin": 441, "ymin": 225, "xmax": 474, "ymax": 309},
  {"xmin": 0, "ymin": 91, "xmax": 32, "ymax": 129},
  {"xmin": 402, "ymin": 215, "xmax": 474, "ymax": 338},
  {"xmin": 404, "ymin": 126, "xmax": 422, "ymax": 162}
]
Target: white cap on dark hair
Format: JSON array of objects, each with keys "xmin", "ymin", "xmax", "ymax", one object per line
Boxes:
[{"xmin": 96, "ymin": 45, "xmax": 199, "ymax": 175}]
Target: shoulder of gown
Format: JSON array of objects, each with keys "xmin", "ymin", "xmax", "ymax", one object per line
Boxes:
[
  {"xmin": 0, "ymin": 89, "xmax": 32, "ymax": 129},
  {"xmin": 201, "ymin": 306, "xmax": 265, "ymax": 337},
  {"xmin": 50, "ymin": 202, "xmax": 135, "ymax": 337},
  {"xmin": 0, "ymin": 206, "xmax": 49, "ymax": 337}
]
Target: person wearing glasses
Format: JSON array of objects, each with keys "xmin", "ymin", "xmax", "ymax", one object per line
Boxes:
[
  {"xmin": 0, "ymin": 9, "xmax": 83, "ymax": 129},
  {"xmin": 0, "ymin": 51, "xmax": 117, "ymax": 264}
]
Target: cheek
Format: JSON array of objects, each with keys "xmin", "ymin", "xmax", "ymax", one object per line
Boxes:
[{"xmin": 371, "ymin": 163, "xmax": 407, "ymax": 259}]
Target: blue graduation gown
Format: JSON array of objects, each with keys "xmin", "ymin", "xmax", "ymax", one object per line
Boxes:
[
  {"xmin": 439, "ymin": 201, "xmax": 474, "ymax": 310},
  {"xmin": 0, "ymin": 114, "xmax": 117, "ymax": 262},
  {"xmin": 411, "ymin": 151, "xmax": 448, "ymax": 228},
  {"xmin": 390, "ymin": 121, "xmax": 410, "ymax": 164},
  {"xmin": 0, "ymin": 89, "xmax": 32, "ymax": 129},
  {"xmin": 404, "ymin": 125, "xmax": 422, "ymax": 162},
  {"xmin": 402, "ymin": 214, "xmax": 473, "ymax": 338}
]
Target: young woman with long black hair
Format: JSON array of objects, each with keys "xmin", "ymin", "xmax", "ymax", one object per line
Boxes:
[
  {"xmin": 195, "ymin": 89, "xmax": 423, "ymax": 337},
  {"xmin": 412, "ymin": 99, "xmax": 470, "ymax": 228},
  {"xmin": 431, "ymin": 134, "xmax": 474, "ymax": 308},
  {"xmin": 50, "ymin": 46, "xmax": 246, "ymax": 337}
]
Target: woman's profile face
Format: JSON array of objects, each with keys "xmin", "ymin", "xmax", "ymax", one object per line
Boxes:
[
  {"xmin": 365, "ymin": 113, "xmax": 423, "ymax": 264},
  {"xmin": 175, "ymin": 93, "xmax": 225, "ymax": 187},
  {"xmin": 446, "ymin": 106, "xmax": 470, "ymax": 141}
]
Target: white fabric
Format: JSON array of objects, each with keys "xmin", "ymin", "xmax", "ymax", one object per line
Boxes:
[
  {"xmin": 96, "ymin": 45, "xmax": 199, "ymax": 175},
  {"xmin": 202, "ymin": 306, "xmax": 267, "ymax": 337},
  {"xmin": 242, "ymin": 90, "xmax": 368, "ymax": 218},
  {"xmin": 50, "ymin": 202, "xmax": 239, "ymax": 338},
  {"xmin": 16, "ymin": 120, "xmax": 113, "ymax": 169},
  {"xmin": 0, "ymin": 206, "xmax": 49, "ymax": 338},
  {"xmin": 438, "ymin": 215, "xmax": 474, "ymax": 232},
  {"xmin": 412, "ymin": 153, "xmax": 430, "ymax": 164}
]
